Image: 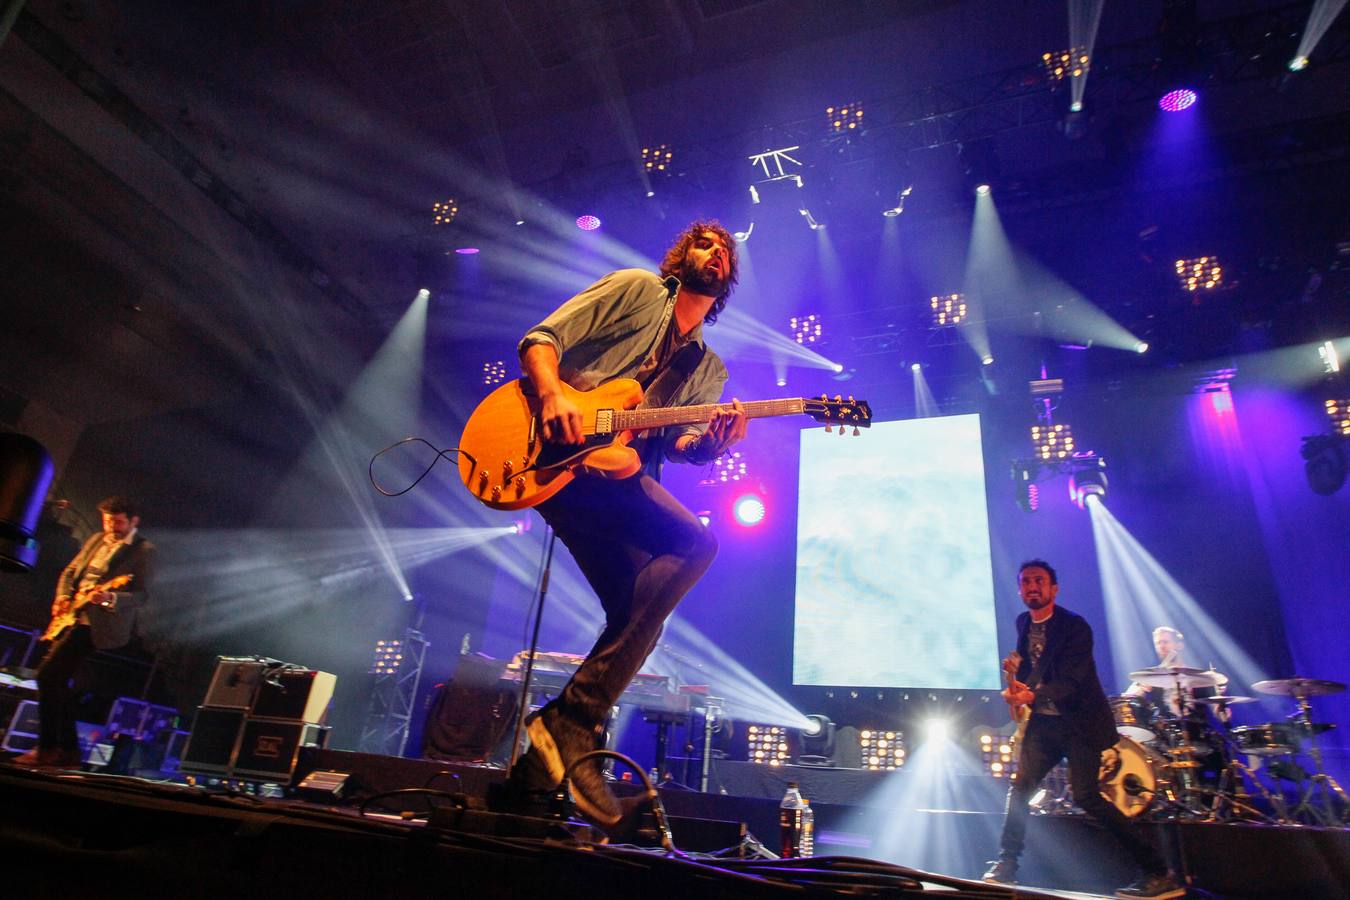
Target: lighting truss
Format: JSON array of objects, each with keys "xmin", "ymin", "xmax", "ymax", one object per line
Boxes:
[
  {"xmin": 979, "ymin": 732, "xmax": 1017, "ymax": 779},
  {"xmin": 483, "ymin": 360, "xmax": 509, "ymax": 386},
  {"xmin": 789, "ymin": 313, "xmax": 823, "ymax": 344},
  {"xmin": 747, "ymin": 147, "xmax": 804, "ymax": 201},
  {"xmin": 1031, "ymin": 423, "xmax": 1075, "ymax": 461},
  {"xmin": 357, "ymin": 628, "xmax": 429, "ymax": 757},
  {"xmin": 1175, "ymin": 256, "xmax": 1223, "ymax": 291},
  {"xmin": 826, "ymin": 102, "xmax": 864, "ymax": 135},
  {"xmin": 858, "ymin": 729, "xmax": 906, "ymax": 770},
  {"xmin": 1326, "ymin": 399, "xmax": 1350, "ymax": 436},
  {"xmin": 432, "ymin": 199, "xmax": 459, "ymax": 225},
  {"xmin": 930, "ymin": 293, "xmax": 967, "ymax": 327},
  {"xmin": 642, "ymin": 144, "xmax": 673, "ymax": 175},
  {"xmin": 747, "ymin": 724, "xmax": 791, "ymax": 766},
  {"xmin": 1042, "ymin": 48, "xmax": 1090, "ymax": 81}
]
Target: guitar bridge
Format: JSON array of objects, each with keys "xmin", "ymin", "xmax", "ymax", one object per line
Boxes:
[{"xmin": 594, "ymin": 408, "xmax": 614, "ymax": 435}]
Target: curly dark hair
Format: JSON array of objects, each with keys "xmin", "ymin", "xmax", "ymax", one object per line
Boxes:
[
  {"xmin": 1018, "ymin": 559, "xmax": 1057, "ymax": 585},
  {"xmin": 658, "ymin": 220, "xmax": 739, "ymax": 324},
  {"xmin": 97, "ymin": 495, "xmax": 139, "ymax": 518}
]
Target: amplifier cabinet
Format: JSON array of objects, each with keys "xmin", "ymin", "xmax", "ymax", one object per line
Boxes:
[
  {"xmin": 179, "ymin": 707, "xmax": 246, "ymax": 774},
  {"xmin": 231, "ymin": 717, "xmax": 329, "ymax": 780},
  {"xmin": 251, "ymin": 670, "xmax": 336, "ymax": 724},
  {"xmin": 203, "ymin": 658, "xmax": 266, "ymax": 709}
]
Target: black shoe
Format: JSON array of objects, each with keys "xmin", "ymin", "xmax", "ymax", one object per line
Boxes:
[
  {"xmin": 982, "ymin": 858, "xmax": 1017, "ymax": 884},
  {"xmin": 1115, "ymin": 871, "xmax": 1186, "ymax": 899},
  {"xmin": 524, "ymin": 705, "xmax": 621, "ymax": 829}
]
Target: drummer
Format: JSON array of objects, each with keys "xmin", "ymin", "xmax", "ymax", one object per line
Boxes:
[{"xmin": 1123, "ymin": 626, "xmax": 1227, "ymax": 718}]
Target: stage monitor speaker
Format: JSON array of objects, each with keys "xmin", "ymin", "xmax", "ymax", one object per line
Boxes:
[
  {"xmin": 179, "ymin": 706, "xmax": 245, "ymax": 774},
  {"xmin": 203, "ymin": 658, "xmax": 266, "ymax": 709},
  {"xmin": 251, "ymin": 670, "xmax": 336, "ymax": 724},
  {"xmin": 231, "ymin": 717, "xmax": 329, "ymax": 781}
]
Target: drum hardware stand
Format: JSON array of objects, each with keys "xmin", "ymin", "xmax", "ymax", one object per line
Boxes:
[
  {"xmin": 508, "ymin": 524, "xmax": 557, "ymax": 772},
  {"xmin": 1286, "ymin": 693, "xmax": 1349, "ymax": 826}
]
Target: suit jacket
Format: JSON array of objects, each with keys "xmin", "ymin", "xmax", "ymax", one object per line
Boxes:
[
  {"xmin": 55, "ymin": 532, "xmax": 155, "ymax": 650},
  {"xmin": 1014, "ymin": 604, "xmax": 1118, "ymax": 753}
]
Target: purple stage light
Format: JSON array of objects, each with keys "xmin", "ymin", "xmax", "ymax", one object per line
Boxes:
[
  {"xmin": 1158, "ymin": 89, "xmax": 1197, "ymax": 112},
  {"xmin": 732, "ymin": 494, "xmax": 766, "ymax": 527},
  {"xmin": 454, "ymin": 247, "xmax": 480, "ymax": 254},
  {"xmin": 576, "ymin": 215, "xmax": 601, "ymax": 231}
]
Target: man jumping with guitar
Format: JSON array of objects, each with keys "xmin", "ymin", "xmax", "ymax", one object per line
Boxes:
[
  {"xmin": 506, "ymin": 222, "xmax": 748, "ymax": 828},
  {"xmin": 9, "ymin": 496, "xmax": 154, "ymax": 769},
  {"xmin": 984, "ymin": 560, "xmax": 1183, "ymax": 899}
]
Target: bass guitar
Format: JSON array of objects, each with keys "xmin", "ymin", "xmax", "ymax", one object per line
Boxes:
[
  {"xmin": 1002, "ymin": 650, "xmax": 1031, "ymax": 746},
  {"xmin": 42, "ymin": 574, "xmax": 133, "ymax": 642},
  {"xmin": 459, "ymin": 377, "xmax": 872, "ymax": 510}
]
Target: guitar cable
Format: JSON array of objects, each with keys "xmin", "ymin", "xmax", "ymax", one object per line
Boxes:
[{"xmin": 369, "ymin": 437, "xmax": 474, "ymax": 497}]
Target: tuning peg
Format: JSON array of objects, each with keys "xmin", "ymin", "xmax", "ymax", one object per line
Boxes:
[
  {"xmin": 852, "ymin": 426, "xmax": 860, "ymax": 436},
  {"xmin": 834, "ymin": 394, "xmax": 842, "ymax": 402},
  {"xmin": 824, "ymin": 425, "xmax": 833, "ymax": 433},
  {"xmin": 820, "ymin": 394, "xmax": 828, "ymax": 401},
  {"xmin": 848, "ymin": 395, "xmax": 855, "ymax": 402}
]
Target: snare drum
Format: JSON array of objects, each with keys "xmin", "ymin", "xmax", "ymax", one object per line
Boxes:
[
  {"xmin": 1098, "ymin": 737, "xmax": 1168, "ymax": 817},
  {"xmin": 1109, "ymin": 695, "xmax": 1156, "ymax": 742},
  {"xmin": 1232, "ymin": 723, "xmax": 1300, "ymax": 757}
]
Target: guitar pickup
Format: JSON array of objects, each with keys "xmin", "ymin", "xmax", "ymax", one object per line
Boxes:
[{"xmin": 594, "ymin": 409, "xmax": 613, "ymax": 435}]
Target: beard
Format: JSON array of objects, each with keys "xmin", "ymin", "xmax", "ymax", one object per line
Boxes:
[{"xmin": 680, "ymin": 257, "xmax": 727, "ymax": 297}]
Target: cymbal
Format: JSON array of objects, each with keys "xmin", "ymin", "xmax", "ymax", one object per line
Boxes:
[
  {"xmin": 1252, "ymin": 677, "xmax": 1346, "ymax": 697},
  {"xmin": 1193, "ymin": 695, "xmax": 1256, "ymax": 705},
  {"xmin": 1129, "ymin": 667, "xmax": 1225, "ymax": 688}
]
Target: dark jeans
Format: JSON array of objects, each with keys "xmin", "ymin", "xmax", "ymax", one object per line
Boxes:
[
  {"xmin": 36, "ymin": 624, "xmax": 96, "ymax": 752},
  {"xmin": 536, "ymin": 473, "xmax": 718, "ymax": 728},
  {"xmin": 999, "ymin": 714, "xmax": 1166, "ymax": 875}
]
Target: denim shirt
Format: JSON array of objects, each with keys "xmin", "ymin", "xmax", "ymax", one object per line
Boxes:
[{"xmin": 519, "ymin": 268, "xmax": 728, "ymax": 477}]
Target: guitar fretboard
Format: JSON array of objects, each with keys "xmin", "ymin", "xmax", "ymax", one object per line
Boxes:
[{"xmin": 612, "ymin": 398, "xmax": 807, "ymax": 432}]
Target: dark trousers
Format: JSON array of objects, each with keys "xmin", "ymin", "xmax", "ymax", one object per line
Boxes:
[
  {"xmin": 36, "ymin": 624, "xmax": 96, "ymax": 752},
  {"xmin": 999, "ymin": 714, "xmax": 1166, "ymax": 875},
  {"xmin": 536, "ymin": 473, "xmax": 718, "ymax": 728}
]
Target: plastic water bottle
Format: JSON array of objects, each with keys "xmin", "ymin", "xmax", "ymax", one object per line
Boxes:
[
  {"xmin": 800, "ymin": 798, "xmax": 815, "ymax": 858},
  {"xmin": 779, "ymin": 781, "xmax": 806, "ymax": 857}
]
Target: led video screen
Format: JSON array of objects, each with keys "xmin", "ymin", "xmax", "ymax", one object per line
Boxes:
[{"xmin": 793, "ymin": 414, "xmax": 999, "ymax": 689}]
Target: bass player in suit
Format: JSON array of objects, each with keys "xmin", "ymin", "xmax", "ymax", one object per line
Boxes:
[
  {"xmin": 984, "ymin": 560, "xmax": 1182, "ymax": 899},
  {"xmin": 10, "ymin": 495, "xmax": 154, "ymax": 769}
]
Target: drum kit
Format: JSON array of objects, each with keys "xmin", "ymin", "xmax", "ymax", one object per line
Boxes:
[{"xmin": 1097, "ymin": 668, "xmax": 1348, "ymax": 825}]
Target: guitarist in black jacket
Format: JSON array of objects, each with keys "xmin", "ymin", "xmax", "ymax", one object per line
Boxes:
[
  {"xmin": 9, "ymin": 495, "xmax": 154, "ymax": 769},
  {"xmin": 984, "ymin": 561, "xmax": 1182, "ymax": 900}
]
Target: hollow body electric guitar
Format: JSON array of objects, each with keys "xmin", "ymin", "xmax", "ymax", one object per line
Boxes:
[
  {"xmin": 459, "ymin": 377, "xmax": 872, "ymax": 510},
  {"xmin": 1003, "ymin": 650, "xmax": 1031, "ymax": 746},
  {"xmin": 42, "ymin": 574, "xmax": 133, "ymax": 642}
]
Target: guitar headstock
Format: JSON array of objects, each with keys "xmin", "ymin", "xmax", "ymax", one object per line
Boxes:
[{"xmin": 805, "ymin": 395, "xmax": 872, "ymax": 434}]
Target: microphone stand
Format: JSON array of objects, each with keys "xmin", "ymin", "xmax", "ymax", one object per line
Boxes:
[{"xmin": 508, "ymin": 524, "xmax": 557, "ymax": 772}]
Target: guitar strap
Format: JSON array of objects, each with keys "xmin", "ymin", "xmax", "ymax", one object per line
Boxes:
[{"xmin": 632, "ymin": 342, "xmax": 706, "ymax": 466}]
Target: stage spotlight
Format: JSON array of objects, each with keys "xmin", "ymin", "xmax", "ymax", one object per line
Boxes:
[
  {"xmin": 1069, "ymin": 100, "xmax": 1083, "ymax": 113},
  {"xmin": 924, "ymin": 718, "xmax": 950, "ymax": 741},
  {"xmin": 776, "ymin": 376, "xmax": 787, "ymax": 387},
  {"xmin": 978, "ymin": 731, "xmax": 1017, "ymax": 779},
  {"xmin": 798, "ymin": 208, "xmax": 825, "ymax": 231},
  {"xmin": 1042, "ymin": 49, "xmax": 1090, "ymax": 82},
  {"xmin": 747, "ymin": 724, "xmax": 791, "ymax": 766},
  {"xmin": 509, "ymin": 518, "xmax": 532, "ymax": 535},
  {"xmin": 0, "ymin": 433, "xmax": 55, "ymax": 571},
  {"xmin": 831, "ymin": 362, "xmax": 845, "ymax": 374},
  {"xmin": 1031, "ymin": 423, "xmax": 1074, "ymax": 461},
  {"xmin": 432, "ymin": 199, "xmax": 459, "ymax": 225},
  {"xmin": 882, "ymin": 185, "xmax": 913, "ymax": 217},
  {"xmin": 1301, "ymin": 434, "xmax": 1346, "ymax": 495},
  {"xmin": 1288, "ymin": 55, "xmax": 1309, "ymax": 72},
  {"xmin": 789, "ymin": 314, "xmax": 823, "ymax": 345},
  {"xmin": 975, "ymin": 183, "xmax": 991, "ymax": 195},
  {"xmin": 800, "ymin": 714, "xmax": 836, "ymax": 765},
  {"xmin": 1320, "ymin": 340, "xmax": 1341, "ymax": 374},
  {"xmin": 733, "ymin": 223, "xmax": 754, "ymax": 242},
  {"xmin": 711, "ymin": 450, "xmax": 749, "ymax": 483},
  {"xmin": 454, "ymin": 247, "xmax": 480, "ymax": 255},
  {"xmin": 826, "ymin": 102, "xmax": 864, "ymax": 135},
  {"xmin": 858, "ymin": 730, "xmax": 906, "ymax": 770},
  {"xmin": 749, "ymin": 184, "xmax": 760, "ymax": 204},
  {"xmin": 696, "ymin": 510, "xmax": 712, "ymax": 527},
  {"xmin": 371, "ymin": 639, "xmax": 406, "ymax": 676},
  {"xmin": 1326, "ymin": 399, "xmax": 1350, "ymax": 436},
  {"xmin": 641, "ymin": 144, "xmax": 673, "ymax": 174},
  {"xmin": 911, "ymin": 362, "xmax": 922, "ymax": 372},
  {"xmin": 1175, "ymin": 256, "xmax": 1223, "ymax": 291},
  {"xmin": 575, "ymin": 214, "xmax": 601, "ymax": 231},
  {"xmin": 1158, "ymin": 88, "xmax": 1198, "ymax": 112},
  {"xmin": 733, "ymin": 494, "xmax": 766, "ymax": 527},
  {"xmin": 1068, "ymin": 459, "xmax": 1108, "ymax": 510},
  {"xmin": 930, "ymin": 293, "xmax": 967, "ymax": 327},
  {"xmin": 482, "ymin": 360, "xmax": 509, "ymax": 386},
  {"xmin": 982, "ymin": 354, "xmax": 995, "ymax": 366},
  {"xmin": 1134, "ymin": 341, "xmax": 1149, "ymax": 354}
]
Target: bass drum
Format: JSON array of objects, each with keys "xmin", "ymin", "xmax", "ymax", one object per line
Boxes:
[{"xmin": 1098, "ymin": 737, "xmax": 1167, "ymax": 817}]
